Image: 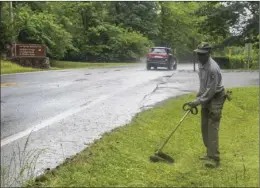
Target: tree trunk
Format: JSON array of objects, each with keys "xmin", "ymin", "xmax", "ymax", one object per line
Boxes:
[
  {"xmin": 114, "ymin": 2, "xmax": 120, "ymax": 26},
  {"xmin": 9, "ymin": 1, "xmax": 13, "ymax": 23},
  {"xmin": 0, "ymin": 2, "xmax": 3, "ymax": 23},
  {"xmin": 159, "ymin": 2, "xmax": 167, "ymax": 46}
]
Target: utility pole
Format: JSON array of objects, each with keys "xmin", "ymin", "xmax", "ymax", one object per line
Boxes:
[{"xmin": 193, "ymin": 37, "xmax": 196, "ymax": 72}]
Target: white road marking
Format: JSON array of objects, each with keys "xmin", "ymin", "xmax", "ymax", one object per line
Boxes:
[
  {"xmin": 1, "ymin": 94, "xmax": 110, "ymax": 147},
  {"xmin": 1, "ymin": 92, "xmax": 115, "ymax": 147},
  {"xmin": 1, "ymin": 78, "xmax": 164, "ymax": 147}
]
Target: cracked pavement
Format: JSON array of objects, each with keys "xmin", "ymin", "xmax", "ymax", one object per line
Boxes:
[{"xmin": 1, "ymin": 63, "xmax": 258, "ymax": 184}]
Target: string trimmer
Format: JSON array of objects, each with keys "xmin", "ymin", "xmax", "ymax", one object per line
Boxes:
[{"xmin": 149, "ymin": 103, "xmax": 198, "ymax": 163}]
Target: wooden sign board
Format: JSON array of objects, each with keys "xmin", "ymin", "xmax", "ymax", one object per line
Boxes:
[{"xmin": 15, "ymin": 44, "xmax": 46, "ymax": 58}]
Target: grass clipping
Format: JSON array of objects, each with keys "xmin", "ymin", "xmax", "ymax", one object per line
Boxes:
[{"xmin": 30, "ymin": 87, "xmax": 258, "ymax": 187}]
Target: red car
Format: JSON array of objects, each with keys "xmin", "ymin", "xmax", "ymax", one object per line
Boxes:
[{"xmin": 146, "ymin": 47, "xmax": 177, "ymax": 70}]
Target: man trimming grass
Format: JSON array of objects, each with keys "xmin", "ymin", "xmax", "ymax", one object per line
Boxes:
[
  {"xmin": 27, "ymin": 87, "xmax": 258, "ymax": 187},
  {"xmin": 188, "ymin": 42, "xmax": 228, "ymax": 168}
]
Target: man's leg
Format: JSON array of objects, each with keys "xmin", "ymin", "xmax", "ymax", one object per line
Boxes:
[
  {"xmin": 200, "ymin": 107, "xmax": 209, "ymax": 160},
  {"xmin": 201, "ymin": 108, "xmax": 209, "ymax": 148},
  {"xmin": 207, "ymin": 108, "xmax": 222, "ymax": 162},
  {"xmin": 206, "ymin": 92, "xmax": 225, "ymax": 167}
]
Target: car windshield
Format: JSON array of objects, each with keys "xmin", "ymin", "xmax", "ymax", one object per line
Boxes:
[{"xmin": 150, "ymin": 48, "xmax": 167, "ymax": 53}]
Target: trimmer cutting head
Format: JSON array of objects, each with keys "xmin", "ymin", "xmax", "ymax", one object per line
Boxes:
[
  {"xmin": 149, "ymin": 104, "xmax": 198, "ymax": 164},
  {"xmin": 149, "ymin": 151, "xmax": 174, "ymax": 164}
]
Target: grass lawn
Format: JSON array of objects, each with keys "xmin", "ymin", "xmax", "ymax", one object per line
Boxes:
[
  {"xmin": 1, "ymin": 60, "xmax": 137, "ymax": 75},
  {"xmin": 0, "ymin": 60, "xmax": 54, "ymax": 74},
  {"xmin": 28, "ymin": 87, "xmax": 258, "ymax": 187}
]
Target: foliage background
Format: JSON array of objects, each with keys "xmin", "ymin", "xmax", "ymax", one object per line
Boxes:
[{"xmin": 0, "ymin": 2, "xmax": 258, "ymax": 65}]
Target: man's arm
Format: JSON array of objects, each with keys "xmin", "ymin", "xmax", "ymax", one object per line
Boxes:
[
  {"xmin": 196, "ymin": 71, "xmax": 202, "ymax": 98},
  {"xmin": 193, "ymin": 70, "xmax": 219, "ymax": 106}
]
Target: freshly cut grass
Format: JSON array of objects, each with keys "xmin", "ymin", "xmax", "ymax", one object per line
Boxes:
[
  {"xmin": 50, "ymin": 61, "xmax": 137, "ymax": 69},
  {"xmin": 28, "ymin": 87, "xmax": 258, "ymax": 187}
]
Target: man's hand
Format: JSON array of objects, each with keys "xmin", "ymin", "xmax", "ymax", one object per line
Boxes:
[
  {"xmin": 188, "ymin": 100, "xmax": 200, "ymax": 108},
  {"xmin": 196, "ymin": 92, "xmax": 201, "ymax": 98}
]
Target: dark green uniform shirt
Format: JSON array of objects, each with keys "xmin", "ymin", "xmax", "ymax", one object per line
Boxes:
[{"xmin": 197, "ymin": 57, "xmax": 224, "ymax": 106}]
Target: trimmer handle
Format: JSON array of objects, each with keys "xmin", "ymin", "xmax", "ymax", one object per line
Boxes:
[{"xmin": 182, "ymin": 103, "xmax": 198, "ymax": 115}]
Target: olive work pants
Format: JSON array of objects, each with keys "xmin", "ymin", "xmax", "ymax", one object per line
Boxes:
[{"xmin": 201, "ymin": 90, "xmax": 226, "ymax": 161}]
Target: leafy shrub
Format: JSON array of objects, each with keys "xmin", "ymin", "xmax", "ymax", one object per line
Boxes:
[
  {"xmin": 213, "ymin": 46, "xmax": 258, "ymax": 70},
  {"xmin": 65, "ymin": 24, "xmax": 153, "ymax": 62},
  {"xmin": 229, "ymin": 55, "xmax": 245, "ymax": 69},
  {"xmin": 108, "ymin": 30, "xmax": 153, "ymax": 62},
  {"xmin": 212, "ymin": 56, "xmax": 230, "ymax": 69},
  {"xmin": 251, "ymin": 49, "xmax": 259, "ymax": 69},
  {"xmin": 213, "ymin": 55, "xmax": 258, "ymax": 69}
]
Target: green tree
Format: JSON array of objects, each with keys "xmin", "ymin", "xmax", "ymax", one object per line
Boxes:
[
  {"xmin": 108, "ymin": 2, "xmax": 160, "ymax": 40},
  {"xmin": 158, "ymin": 2, "xmax": 204, "ymax": 59},
  {"xmin": 0, "ymin": 2, "xmax": 13, "ymax": 56},
  {"xmin": 195, "ymin": 2, "xmax": 259, "ymax": 47},
  {"xmin": 13, "ymin": 5, "xmax": 73, "ymax": 59},
  {"xmin": 2, "ymin": 1, "xmax": 254, "ymax": 62}
]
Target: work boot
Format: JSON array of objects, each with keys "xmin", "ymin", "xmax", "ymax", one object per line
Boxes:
[{"xmin": 204, "ymin": 158, "xmax": 220, "ymax": 168}]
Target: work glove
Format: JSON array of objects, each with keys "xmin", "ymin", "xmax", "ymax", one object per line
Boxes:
[{"xmin": 188, "ymin": 99, "xmax": 200, "ymax": 108}]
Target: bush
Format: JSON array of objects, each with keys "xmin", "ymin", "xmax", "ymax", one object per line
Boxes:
[
  {"xmin": 64, "ymin": 24, "xmax": 153, "ymax": 62},
  {"xmin": 229, "ymin": 55, "xmax": 245, "ymax": 69},
  {"xmin": 212, "ymin": 56, "xmax": 230, "ymax": 69},
  {"xmin": 229, "ymin": 54, "xmax": 258, "ymax": 69},
  {"xmin": 108, "ymin": 30, "xmax": 153, "ymax": 62},
  {"xmin": 213, "ymin": 55, "xmax": 258, "ymax": 70},
  {"xmin": 213, "ymin": 46, "xmax": 258, "ymax": 70},
  {"xmin": 251, "ymin": 49, "xmax": 259, "ymax": 69}
]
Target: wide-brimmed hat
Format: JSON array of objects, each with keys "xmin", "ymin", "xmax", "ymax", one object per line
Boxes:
[{"xmin": 194, "ymin": 42, "xmax": 212, "ymax": 54}]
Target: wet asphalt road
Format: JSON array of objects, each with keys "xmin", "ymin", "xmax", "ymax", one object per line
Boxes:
[{"xmin": 1, "ymin": 63, "xmax": 258, "ymax": 184}]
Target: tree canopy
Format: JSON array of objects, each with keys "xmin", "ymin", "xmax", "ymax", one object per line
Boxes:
[{"xmin": 0, "ymin": 1, "xmax": 258, "ymax": 61}]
